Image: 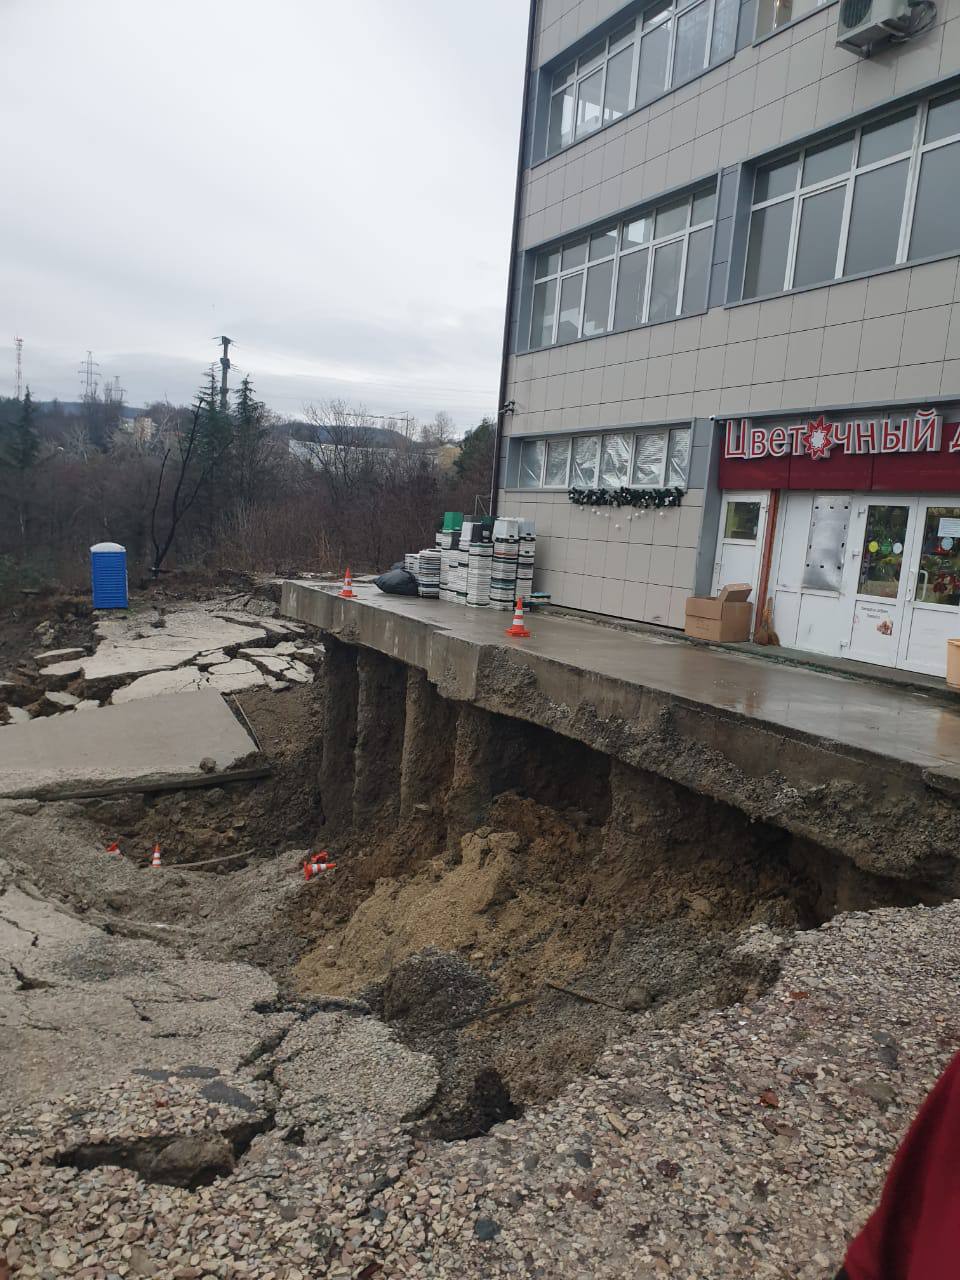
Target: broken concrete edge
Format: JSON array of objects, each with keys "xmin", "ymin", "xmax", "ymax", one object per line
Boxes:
[
  {"xmin": 3, "ymin": 764, "xmax": 272, "ymax": 803},
  {"xmin": 280, "ymin": 580, "xmax": 934, "ymax": 780},
  {"xmin": 6, "ymin": 612, "xmax": 321, "ymax": 721},
  {"xmin": 281, "ymin": 581, "xmax": 960, "ymax": 887},
  {"xmin": 282, "ymin": 581, "xmax": 481, "ymax": 703}
]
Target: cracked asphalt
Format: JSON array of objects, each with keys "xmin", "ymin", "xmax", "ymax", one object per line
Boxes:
[{"xmin": 4, "ymin": 802, "xmax": 960, "ymax": 1276}]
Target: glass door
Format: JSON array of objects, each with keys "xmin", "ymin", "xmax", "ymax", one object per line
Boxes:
[
  {"xmin": 711, "ymin": 492, "xmax": 768, "ymax": 602},
  {"xmin": 846, "ymin": 502, "xmax": 913, "ymax": 666},
  {"xmin": 898, "ymin": 503, "xmax": 960, "ymax": 676}
]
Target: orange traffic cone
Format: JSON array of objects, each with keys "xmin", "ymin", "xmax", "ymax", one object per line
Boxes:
[
  {"xmin": 105, "ymin": 840, "xmax": 121, "ymax": 855},
  {"xmin": 151, "ymin": 842, "xmax": 162, "ymax": 869},
  {"xmin": 505, "ymin": 597, "xmax": 531, "ymax": 638},
  {"xmin": 304, "ymin": 851, "xmax": 337, "ymax": 880},
  {"xmin": 339, "ymin": 567, "xmax": 356, "ymax": 599}
]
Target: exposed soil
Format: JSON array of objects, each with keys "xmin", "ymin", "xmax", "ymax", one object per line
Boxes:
[
  {"xmin": 6, "ymin": 621, "xmax": 946, "ymax": 1144},
  {"xmin": 286, "ymin": 788, "xmax": 804, "ymax": 1125},
  {"xmin": 67, "ymin": 679, "xmax": 322, "ymax": 862},
  {"xmin": 0, "ymin": 593, "xmax": 97, "ymax": 719}
]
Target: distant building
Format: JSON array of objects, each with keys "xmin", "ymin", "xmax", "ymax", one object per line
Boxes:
[{"xmin": 113, "ymin": 414, "xmax": 155, "ymax": 445}]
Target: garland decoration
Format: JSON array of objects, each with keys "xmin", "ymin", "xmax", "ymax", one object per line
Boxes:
[{"xmin": 567, "ymin": 485, "xmax": 684, "ymax": 509}]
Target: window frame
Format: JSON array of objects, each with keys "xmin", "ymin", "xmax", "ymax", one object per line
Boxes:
[
  {"xmin": 741, "ymin": 92, "xmax": 960, "ymax": 302},
  {"xmin": 528, "ymin": 186, "xmax": 715, "ymax": 350},
  {"xmin": 544, "ymin": 0, "xmax": 732, "ymax": 160},
  {"xmin": 511, "ymin": 427, "xmax": 692, "ymax": 491},
  {"xmin": 753, "ymin": 0, "xmax": 831, "ymax": 43}
]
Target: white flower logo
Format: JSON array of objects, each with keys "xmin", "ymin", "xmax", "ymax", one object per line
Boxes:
[{"xmin": 800, "ymin": 416, "xmax": 834, "ymax": 461}]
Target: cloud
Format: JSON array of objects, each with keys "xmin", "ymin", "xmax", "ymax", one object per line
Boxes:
[{"xmin": 0, "ymin": 0, "xmax": 527, "ymax": 429}]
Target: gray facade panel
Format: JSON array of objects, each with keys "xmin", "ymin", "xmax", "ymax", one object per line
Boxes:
[{"xmin": 497, "ymin": 0, "xmax": 960, "ymax": 630}]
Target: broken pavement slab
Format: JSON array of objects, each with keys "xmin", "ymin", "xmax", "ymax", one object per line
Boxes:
[
  {"xmin": 74, "ymin": 608, "xmax": 272, "ymax": 694},
  {"xmin": 0, "ymin": 690, "xmax": 259, "ymax": 798},
  {"xmin": 34, "ymin": 647, "xmax": 86, "ymax": 666},
  {"xmin": 112, "ymin": 659, "xmax": 271, "ymax": 702}
]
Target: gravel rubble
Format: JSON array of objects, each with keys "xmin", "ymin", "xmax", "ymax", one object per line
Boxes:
[{"xmin": 3, "ymin": 893, "xmax": 959, "ymax": 1276}]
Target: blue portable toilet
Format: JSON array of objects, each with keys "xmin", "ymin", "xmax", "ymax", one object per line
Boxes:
[{"xmin": 90, "ymin": 541, "xmax": 129, "ymax": 609}]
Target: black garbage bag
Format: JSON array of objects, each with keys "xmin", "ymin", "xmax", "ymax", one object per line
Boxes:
[{"xmin": 374, "ymin": 567, "xmax": 419, "ymax": 596}]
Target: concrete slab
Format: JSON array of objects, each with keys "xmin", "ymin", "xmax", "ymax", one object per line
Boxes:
[
  {"xmin": 35, "ymin": 647, "xmax": 86, "ymax": 665},
  {"xmin": 281, "ymin": 580, "xmax": 960, "ymax": 878},
  {"xmin": 195, "ymin": 649, "xmax": 230, "ymax": 668},
  {"xmin": 0, "ymin": 690, "xmax": 257, "ymax": 797},
  {"xmin": 44, "ymin": 691, "xmax": 79, "ymax": 709},
  {"xmin": 111, "ymin": 667, "xmax": 207, "ymax": 703},
  {"xmin": 241, "ymin": 651, "xmax": 290, "ymax": 676},
  {"xmin": 79, "ymin": 609, "xmax": 268, "ymax": 687},
  {"xmin": 283, "ymin": 581, "xmax": 960, "ymax": 779},
  {"xmin": 39, "ymin": 662, "xmax": 83, "ymax": 687},
  {"xmin": 205, "ymin": 659, "xmax": 267, "ymax": 693}
]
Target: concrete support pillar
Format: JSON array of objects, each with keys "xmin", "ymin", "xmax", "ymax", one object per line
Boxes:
[
  {"xmin": 353, "ymin": 650, "xmax": 407, "ymax": 833},
  {"xmin": 318, "ymin": 638, "xmax": 359, "ymax": 840},
  {"xmin": 399, "ymin": 669, "xmax": 457, "ymax": 821},
  {"xmin": 444, "ymin": 704, "xmax": 501, "ymax": 849}
]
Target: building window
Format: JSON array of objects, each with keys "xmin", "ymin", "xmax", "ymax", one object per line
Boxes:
[
  {"xmin": 742, "ymin": 90, "xmax": 960, "ymax": 301},
  {"xmin": 529, "ymin": 186, "xmax": 714, "ymax": 349},
  {"xmin": 755, "ymin": 0, "xmax": 829, "ymax": 40},
  {"xmin": 519, "ymin": 438, "xmax": 546, "ymax": 488},
  {"xmin": 514, "ymin": 427, "xmax": 691, "ymax": 489},
  {"xmin": 545, "ymin": 0, "xmax": 738, "ymax": 158}
]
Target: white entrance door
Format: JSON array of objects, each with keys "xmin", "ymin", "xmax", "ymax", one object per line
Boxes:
[
  {"xmin": 898, "ymin": 502, "xmax": 960, "ymax": 675},
  {"xmin": 771, "ymin": 493, "xmax": 855, "ymax": 657},
  {"xmin": 711, "ymin": 493, "xmax": 768, "ymax": 605},
  {"xmin": 846, "ymin": 501, "xmax": 915, "ymax": 667}
]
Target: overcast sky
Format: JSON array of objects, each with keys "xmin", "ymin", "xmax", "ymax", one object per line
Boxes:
[{"xmin": 0, "ymin": 1, "xmax": 528, "ymax": 428}]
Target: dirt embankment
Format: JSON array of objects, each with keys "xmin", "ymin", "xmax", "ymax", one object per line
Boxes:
[{"xmin": 288, "ymin": 788, "xmax": 812, "ymax": 1113}]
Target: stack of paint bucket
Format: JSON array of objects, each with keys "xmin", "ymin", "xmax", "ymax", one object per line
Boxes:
[
  {"xmin": 455, "ymin": 522, "xmax": 471, "ymax": 605},
  {"xmin": 404, "ymin": 552, "xmax": 420, "ymax": 577},
  {"xmin": 491, "ymin": 517, "xmax": 520, "ymax": 610},
  {"xmin": 436, "ymin": 511, "xmax": 463, "ymax": 551},
  {"xmin": 517, "ymin": 518, "xmax": 536, "ymax": 600},
  {"xmin": 462, "ymin": 518, "xmax": 493, "ymax": 607},
  {"xmin": 417, "ymin": 548, "xmax": 441, "ymax": 598},
  {"xmin": 440, "ymin": 543, "xmax": 460, "ymax": 602}
]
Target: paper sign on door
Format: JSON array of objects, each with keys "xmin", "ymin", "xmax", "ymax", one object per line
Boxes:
[{"xmin": 938, "ymin": 517, "xmax": 960, "ymax": 537}]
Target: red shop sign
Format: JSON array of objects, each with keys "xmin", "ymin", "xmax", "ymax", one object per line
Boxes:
[{"xmin": 718, "ymin": 410, "xmax": 960, "ymax": 493}]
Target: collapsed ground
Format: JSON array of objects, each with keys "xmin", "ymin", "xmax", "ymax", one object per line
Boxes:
[{"xmin": 2, "ymin": 590, "xmax": 958, "ymax": 1275}]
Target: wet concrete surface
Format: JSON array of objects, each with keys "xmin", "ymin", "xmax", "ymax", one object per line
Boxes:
[{"xmin": 282, "ymin": 582, "xmax": 960, "ymax": 781}]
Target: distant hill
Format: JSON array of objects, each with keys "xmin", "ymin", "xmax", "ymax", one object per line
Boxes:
[{"xmin": 35, "ymin": 400, "xmax": 140, "ymax": 420}]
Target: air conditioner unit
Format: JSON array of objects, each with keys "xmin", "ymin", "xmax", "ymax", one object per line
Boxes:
[{"xmin": 836, "ymin": 0, "xmax": 913, "ymax": 52}]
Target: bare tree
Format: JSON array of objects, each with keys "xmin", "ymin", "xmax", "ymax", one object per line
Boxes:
[
  {"xmin": 148, "ymin": 396, "xmax": 232, "ymax": 577},
  {"xmin": 61, "ymin": 420, "xmax": 93, "ymax": 461},
  {"xmin": 419, "ymin": 411, "xmax": 457, "ymax": 446}
]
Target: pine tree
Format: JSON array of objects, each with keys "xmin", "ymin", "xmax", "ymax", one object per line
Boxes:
[
  {"xmin": 232, "ymin": 375, "xmax": 269, "ymax": 503},
  {"xmin": 454, "ymin": 417, "xmax": 495, "ymax": 483},
  {"xmin": 0, "ymin": 387, "xmax": 40, "ymax": 471},
  {"xmin": 195, "ymin": 365, "xmax": 234, "ymax": 465}
]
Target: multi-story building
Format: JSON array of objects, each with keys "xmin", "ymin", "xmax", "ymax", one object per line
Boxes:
[{"xmin": 493, "ymin": 0, "xmax": 960, "ymax": 677}]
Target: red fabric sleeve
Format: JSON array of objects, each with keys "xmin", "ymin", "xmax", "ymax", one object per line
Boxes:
[{"xmin": 844, "ymin": 1052, "xmax": 960, "ymax": 1280}]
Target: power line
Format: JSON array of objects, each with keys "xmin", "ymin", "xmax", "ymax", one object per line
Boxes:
[{"xmin": 78, "ymin": 350, "xmax": 100, "ymax": 402}]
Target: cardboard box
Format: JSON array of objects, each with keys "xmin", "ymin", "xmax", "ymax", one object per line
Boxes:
[
  {"xmin": 684, "ymin": 584, "xmax": 753, "ymax": 643},
  {"xmin": 947, "ymin": 638, "xmax": 960, "ymax": 689}
]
